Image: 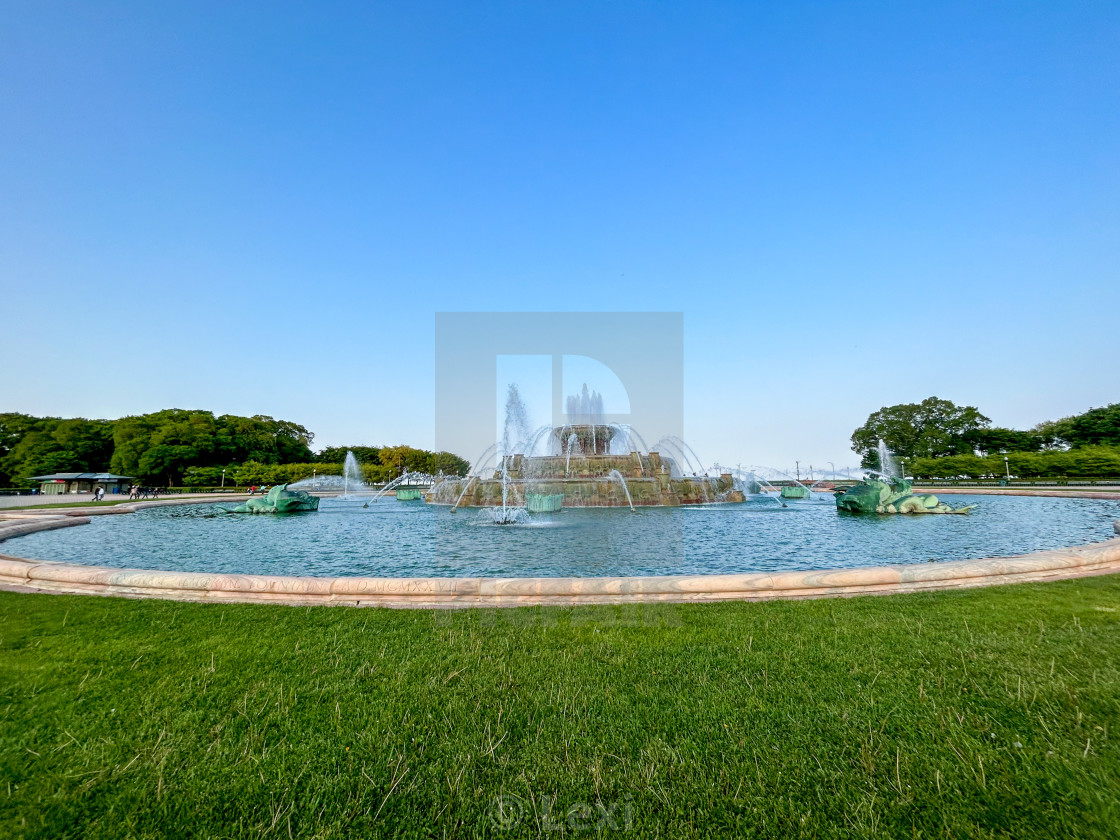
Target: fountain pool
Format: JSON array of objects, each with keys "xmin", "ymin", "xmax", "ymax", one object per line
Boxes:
[{"xmin": 5, "ymin": 493, "xmax": 1119, "ymax": 580}]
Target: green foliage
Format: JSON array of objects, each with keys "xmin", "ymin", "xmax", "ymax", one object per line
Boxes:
[
  {"xmin": 108, "ymin": 410, "xmax": 314, "ymax": 484},
  {"xmin": 362, "ymin": 463, "xmax": 393, "ymax": 483},
  {"xmin": 4, "ymin": 579, "xmax": 1120, "ymax": 836},
  {"xmin": 429, "ymin": 450, "xmax": 472, "ymax": 476},
  {"xmin": 181, "ymin": 466, "xmax": 234, "ymax": 486},
  {"xmin": 314, "ymin": 445, "xmax": 469, "ymax": 478},
  {"xmin": 911, "ymin": 446, "xmax": 1120, "ymax": 479},
  {"xmin": 217, "ymin": 414, "xmax": 315, "ymax": 464},
  {"xmin": 854, "ymin": 399, "xmax": 1120, "ymax": 475},
  {"xmin": 962, "ymin": 426, "xmax": 1044, "ymax": 455},
  {"xmin": 0, "ymin": 415, "xmax": 114, "ymax": 486},
  {"xmin": 376, "ymin": 444, "xmax": 470, "ymax": 478},
  {"xmin": 851, "ymin": 397, "xmax": 990, "ymax": 461},
  {"xmin": 315, "ymin": 445, "xmax": 381, "ymax": 464},
  {"xmin": 228, "ymin": 462, "xmax": 341, "ymax": 486},
  {"xmin": 1, "ymin": 409, "xmax": 468, "ymax": 486},
  {"xmin": 1046, "ymin": 403, "xmax": 1120, "ymax": 449}
]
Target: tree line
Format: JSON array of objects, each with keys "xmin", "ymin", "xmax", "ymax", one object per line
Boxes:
[
  {"xmin": 182, "ymin": 446, "xmax": 470, "ymax": 487},
  {"xmin": 0, "ymin": 410, "xmax": 469, "ymax": 487},
  {"xmin": 851, "ymin": 398, "xmax": 1120, "ymax": 478}
]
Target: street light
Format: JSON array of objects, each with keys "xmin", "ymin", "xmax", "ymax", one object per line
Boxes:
[
  {"xmin": 1004, "ymin": 455, "xmax": 1011, "ymax": 481},
  {"xmin": 221, "ymin": 468, "xmax": 225, "ymax": 488}
]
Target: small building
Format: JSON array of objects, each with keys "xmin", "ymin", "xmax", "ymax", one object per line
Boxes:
[{"xmin": 30, "ymin": 473, "xmax": 135, "ymax": 496}]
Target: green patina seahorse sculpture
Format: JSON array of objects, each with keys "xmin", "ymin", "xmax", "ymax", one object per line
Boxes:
[
  {"xmin": 232, "ymin": 484, "xmax": 320, "ymax": 514},
  {"xmin": 835, "ymin": 475, "xmax": 973, "ymax": 515}
]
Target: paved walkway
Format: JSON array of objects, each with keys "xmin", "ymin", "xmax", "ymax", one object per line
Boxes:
[{"xmin": 0, "ymin": 492, "xmax": 248, "ymax": 510}]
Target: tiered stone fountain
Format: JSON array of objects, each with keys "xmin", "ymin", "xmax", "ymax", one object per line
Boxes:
[{"xmin": 427, "ymin": 423, "xmax": 742, "ymax": 509}]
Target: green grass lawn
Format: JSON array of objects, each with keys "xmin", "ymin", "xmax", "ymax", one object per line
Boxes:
[{"xmin": 2, "ymin": 580, "xmax": 1119, "ymax": 839}]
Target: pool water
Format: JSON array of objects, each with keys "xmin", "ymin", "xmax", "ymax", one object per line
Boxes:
[{"xmin": 6, "ymin": 495, "xmax": 1120, "ymax": 579}]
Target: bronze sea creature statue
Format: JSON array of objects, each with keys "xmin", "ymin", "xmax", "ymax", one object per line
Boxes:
[
  {"xmin": 835, "ymin": 475, "xmax": 974, "ymax": 515},
  {"xmin": 232, "ymin": 484, "xmax": 320, "ymax": 514}
]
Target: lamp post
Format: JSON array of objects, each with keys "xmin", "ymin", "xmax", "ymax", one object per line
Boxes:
[
  {"xmin": 313, "ymin": 468, "xmax": 317, "ymax": 489},
  {"xmin": 900, "ymin": 459, "xmax": 906, "ymax": 479},
  {"xmin": 1004, "ymin": 455, "xmax": 1011, "ymax": 481},
  {"xmin": 795, "ymin": 460, "xmax": 800, "ymax": 481},
  {"xmin": 221, "ymin": 468, "xmax": 225, "ymax": 489}
]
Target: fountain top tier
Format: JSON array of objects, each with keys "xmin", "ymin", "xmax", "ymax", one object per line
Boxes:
[
  {"xmin": 500, "ymin": 448, "xmax": 669, "ymax": 481},
  {"xmin": 555, "ymin": 424, "xmax": 615, "ymax": 456}
]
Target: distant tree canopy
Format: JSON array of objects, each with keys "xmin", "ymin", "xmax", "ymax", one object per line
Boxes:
[
  {"xmin": 315, "ymin": 446, "xmax": 382, "ymax": 465},
  {"xmin": 851, "ymin": 397, "xmax": 991, "ymax": 466},
  {"xmin": 0, "ymin": 409, "xmax": 469, "ymax": 486},
  {"xmin": 960, "ymin": 427, "xmax": 1047, "ymax": 457},
  {"xmin": 852, "ymin": 399, "xmax": 1120, "ymax": 475},
  {"xmin": 109, "ymin": 410, "xmax": 314, "ymax": 484},
  {"xmin": 1044, "ymin": 404, "xmax": 1120, "ymax": 449},
  {"xmin": 311, "ymin": 444, "xmax": 469, "ymax": 479},
  {"xmin": 909, "ymin": 447, "xmax": 1120, "ymax": 479},
  {"xmin": 0, "ymin": 413, "xmax": 115, "ymax": 486}
]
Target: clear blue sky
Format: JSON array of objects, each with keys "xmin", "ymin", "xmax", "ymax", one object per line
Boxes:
[{"xmin": 2, "ymin": 1, "xmax": 1118, "ymax": 473}]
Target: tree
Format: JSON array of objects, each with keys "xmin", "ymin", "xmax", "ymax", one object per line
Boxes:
[
  {"xmin": 182, "ymin": 466, "xmax": 228, "ymax": 486},
  {"xmin": 378, "ymin": 445, "xmax": 430, "ymax": 479},
  {"xmin": 0, "ymin": 413, "xmax": 45, "ymax": 480},
  {"xmin": 315, "ymin": 446, "xmax": 381, "ymax": 464},
  {"xmin": 111, "ymin": 410, "xmax": 217, "ymax": 484},
  {"xmin": 961, "ymin": 427, "xmax": 1043, "ymax": 456},
  {"xmin": 0, "ymin": 408, "xmax": 467, "ymax": 486},
  {"xmin": 429, "ymin": 451, "xmax": 471, "ymax": 476},
  {"xmin": 1047, "ymin": 404, "xmax": 1120, "ymax": 449},
  {"xmin": 851, "ymin": 397, "xmax": 990, "ymax": 462},
  {"xmin": 110, "ymin": 409, "xmax": 314, "ymax": 484},
  {"xmin": 0, "ymin": 416, "xmax": 114, "ymax": 485},
  {"xmin": 216, "ymin": 415, "xmax": 314, "ymax": 464}
]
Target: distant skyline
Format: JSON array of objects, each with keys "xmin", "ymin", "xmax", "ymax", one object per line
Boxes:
[{"xmin": 3, "ymin": 1, "xmax": 1118, "ymax": 474}]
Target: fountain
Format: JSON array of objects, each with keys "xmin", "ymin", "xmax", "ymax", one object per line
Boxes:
[
  {"xmin": 723, "ymin": 468, "xmax": 787, "ymax": 507},
  {"xmin": 427, "ymin": 384, "xmax": 742, "ymax": 509},
  {"xmin": 606, "ymin": 469, "xmax": 636, "ymax": 512},
  {"xmin": 288, "ymin": 450, "xmax": 372, "ymax": 497},
  {"xmin": 370, "ymin": 471, "xmax": 415, "ymax": 503},
  {"xmin": 343, "ymin": 451, "xmax": 364, "ymax": 498}
]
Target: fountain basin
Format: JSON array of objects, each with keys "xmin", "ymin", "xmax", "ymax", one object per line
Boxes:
[
  {"xmin": 3, "ymin": 491, "xmax": 1119, "ymax": 580},
  {"xmin": 1, "ymin": 500, "xmax": 1118, "ymax": 607}
]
